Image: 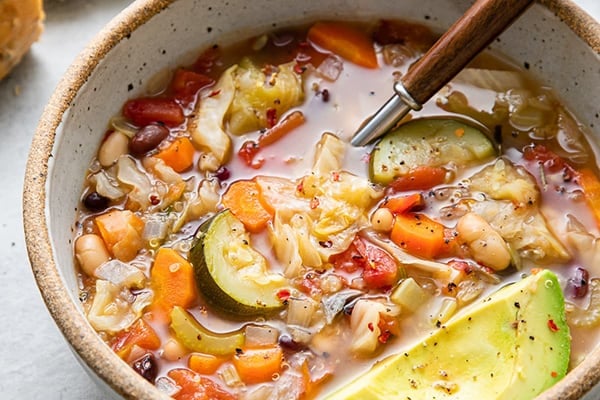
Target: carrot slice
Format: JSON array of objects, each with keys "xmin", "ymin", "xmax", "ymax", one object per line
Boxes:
[
  {"xmin": 221, "ymin": 179, "xmax": 273, "ymax": 233},
  {"xmin": 578, "ymin": 168, "xmax": 600, "ymax": 227},
  {"xmin": 95, "ymin": 209, "xmax": 144, "ymax": 262},
  {"xmin": 382, "ymin": 193, "xmax": 425, "ymax": 214},
  {"xmin": 155, "ymin": 137, "xmax": 195, "ymax": 172},
  {"xmin": 150, "ymin": 248, "xmax": 197, "ymax": 317},
  {"xmin": 168, "ymin": 368, "xmax": 235, "ymax": 400},
  {"xmin": 188, "ymin": 353, "xmax": 224, "ymax": 375},
  {"xmin": 233, "ymin": 346, "xmax": 283, "ymax": 384},
  {"xmin": 111, "ymin": 318, "xmax": 160, "ymax": 360},
  {"xmin": 307, "ymin": 22, "xmax": 378, "ymax": 69},
  {"xmin": 390, "ymin": 213, "xmax": 446, "ymax": 259},
  {"xmin": 388, "ymin": 166, "xmax": 447, "ymax": 192}
]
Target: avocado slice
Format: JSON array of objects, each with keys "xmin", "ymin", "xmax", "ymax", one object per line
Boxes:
[
  {"xmin": 326, "ymin": 270, "xmax": 570, "ymax": 400},
  {"xmin": 190, "ymin": 210, "xmax": 289, "ymax": 316},
  {"xmin": 370, "ymin": 118, "xmax": 497, "ymax": 185}
]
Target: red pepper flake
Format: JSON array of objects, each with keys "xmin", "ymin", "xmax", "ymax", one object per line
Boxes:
[
  {"xmin": 548, "ymin": 319, "xmax": 559, "ymax": 332},
  {"xmin": 266, "ymin": 108, "xmax": 277, "ymax": 128},
  {"xmin": 331, "ymin": 171, "xmax": 340, "ymax": 182},
  {"xmin": 277, "ymin": 289, "xmax": 291, "ymax": 302},
  {"xmin": 208, "ymin": 89, "xmax": 221, "ymax": 97},
  {"xmin": 310, "ymin": 197, "xmax": 320, "ymax": 209},
  {"xmin": 361, "ymin": 153, "xmax": 371, "ymax": 163},
  {"xmin": 296, "ymin": 180, "xmax": 304, "ymax": 194},
  {"xmin": 367, "ymin": 322, "xmax": 374, "ymax": 332},
  {"xmin": 321, "ymin": 88, "xmax": 330, "ymax": 102},
  {"xmin": 378, "ymin": 331, "xmax": 391, "ymax": 344},
  {"xmin": 551, "ymin": 371, "xmax": 558, "ymax": 378}
]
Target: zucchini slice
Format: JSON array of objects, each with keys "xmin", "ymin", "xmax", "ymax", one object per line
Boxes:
[
  {"xmin": 190, "ymin": 210, "xmax": 289, "ymax": 316},
  {"xmin": 369, "ymin": 118, "xmax": 497, "ymax": 185}
]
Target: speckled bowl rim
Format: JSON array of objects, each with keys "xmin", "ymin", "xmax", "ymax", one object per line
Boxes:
[{"xmin": 22, "ymin": 0, "xmax": 600, "ymax": 399}]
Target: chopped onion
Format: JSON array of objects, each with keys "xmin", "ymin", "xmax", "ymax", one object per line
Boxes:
[
  {"xmin": 382, "ymin": 44, "xmax": 417, "ymax": 67},
  {"xmin": 94, "ymin": 259, "xmax": 145, "ymax": 288},
  {"xmin": 143, "ymin": 215, "xmax": 170, "ymax": 248},
  {"xmin": 244, "ymin": 325, "xmax": 280, "ymax": 348},
  {"xmin": 287, "ymin": 297, "xmax": 317, "ymax": 327},
  {"xmin": 219, "ymin": 364, "xmax": 243, "ymax": 387},
  {"xmin": 315, "ymin": 55, "xmax": 343, "ymax": 81},
  {"xmin": 155, "ymin": 376, "xmax": 180, "ymax": 397},
  {"xmin": 390, "ymin": 278, "xmax": 429, "ymax": 313},
  {"xmin": 242, "ymin": 384, "xmax": 275, "ymax": 400}
]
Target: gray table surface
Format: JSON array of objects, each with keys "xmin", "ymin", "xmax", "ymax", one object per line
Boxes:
[{"xmin": 1, "ymin": 0, "xmax": 598, "ymax": 398}]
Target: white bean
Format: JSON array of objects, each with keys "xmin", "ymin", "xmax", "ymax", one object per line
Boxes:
[
  {"xmin": 75, "ymin": 234, "xmax": 110, "ymax": 276},
  {"xmin": 371, "ymin": 207, "xmax": 394, "ymax": 232},
  {"xmin": 162, "ymin": 338, "xmax": 187, "ymax": 361},
  {"xmin": 456, "ymin": 213, "xmax": 511, "ymax": 271},
  {"xmin": 98, "ymin": 131, "xmax": 129, "ymax": 167}
]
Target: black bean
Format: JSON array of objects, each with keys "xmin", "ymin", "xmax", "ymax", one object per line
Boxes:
[
  {"xmin": 567, "ymin": 267, "xmax": 589, "ymax": 299},
  {"xmin": 83, "ymin": 191, "xmax": 109, "ymax": 212},
  {"xmin": 129, "ymin": 123, "xmax": 170, "ymax": 156},
  {"xmin": 132, "ymin": 353, "xmax": 158, "ymax": 383}
]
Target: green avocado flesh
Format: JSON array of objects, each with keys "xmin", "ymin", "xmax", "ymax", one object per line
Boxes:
[
  {"xmin": 326, "ymin": 270, "xmax": 570, "ymax": 400},
  {"xmin": 189, "ymin": 210, "xmax": 288, "ymax": 316},
  {"xmin": 370, "ymin": 118, "xmax": 496, "ymax": 185}
]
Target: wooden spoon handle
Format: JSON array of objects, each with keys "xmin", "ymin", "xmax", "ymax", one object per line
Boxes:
[{"xmin": 401, "ymin": 0, "xmax": 532, "ymax": 105}]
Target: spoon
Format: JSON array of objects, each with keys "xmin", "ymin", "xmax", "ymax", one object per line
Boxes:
[{"xmin": 351, "ymin": 0, "xmax": 533, "ymax": 146}]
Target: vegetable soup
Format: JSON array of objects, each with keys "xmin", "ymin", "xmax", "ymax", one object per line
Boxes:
[{"xmin": 73, "ymin": 19, "xmax": 600, "ymax": 399}]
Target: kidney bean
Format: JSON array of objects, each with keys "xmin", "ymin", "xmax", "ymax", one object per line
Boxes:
[
  {"xmin": 83, "ymin": 191, "xmax": 109, "ymax": 212},
  {"xmin": 129, "ymin": 123, "xmax": 170, "ymax": 156},
  {"xmin": 132, "ymin": 353, "xmax": 158, "ymax": 383},
  {"xmin": 279, "ymin": 334, "xmax": 306, "ymax": 352},
  {"xmin": 567, "ymin": 267, "xmax": 589, "ymax": 299}
]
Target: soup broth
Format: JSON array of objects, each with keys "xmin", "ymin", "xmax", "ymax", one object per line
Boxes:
[{"xmin": 73, "ymin": 19, "xmax": 600, "ymax": 399}]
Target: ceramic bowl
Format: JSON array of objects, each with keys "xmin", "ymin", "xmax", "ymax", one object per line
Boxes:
[{"xmin": 23, "ymin": 0, "xmax": 600, "ymax": 398}]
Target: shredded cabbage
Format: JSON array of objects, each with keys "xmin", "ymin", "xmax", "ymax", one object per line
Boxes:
[
  {"xmin": 227, "ymin": 59, "xmax": 304, "ymax": 135},
  {"xmin": 190, "ymin": 65, "xmax": 236, "ymax": 163}
]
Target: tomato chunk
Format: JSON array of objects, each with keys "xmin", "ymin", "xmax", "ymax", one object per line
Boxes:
[
  {"xmin": 170, "ymin": 68, "xmax": 214, "ymax": 103},
  {"xmin": 168, "ymin": 368, "xmax": 235, "ymax": 400},
  {"xmin": 123, "ymin": 97, "xmax": 185, "ymax": 127},
  {"xmin": 331, "ymin": 236, "xmax": 399, "ymax": 289}
]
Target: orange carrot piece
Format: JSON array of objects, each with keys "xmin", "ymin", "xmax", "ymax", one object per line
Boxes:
[
  {"xmin": 578, "ymin": 168, "xmax": 600, "ymax": 227},
  {"xmin": 389, "ymin": 166, "xmax": 447, "ymax": 192},
  {"xmin": 111, "ymin": 318, "xmax": 160, "ymax": 360},
  {"xmin": 390, "ymin": 213, "xmax": 446, "ymax": 259},
  {"xmin": 188, "ymin": 353, "xmax": 224, "ymax": 375},
  {"xmin": 382, "ymin": 193, "xmax": 425, "ymax": 214},
  {"xmin": 155, "ymin": 137, "xmax": 195, "ymax": 172},
  {"xmin": 150, "ymin": 248, "xmax": 197, "ymax": 317},
  {"xmin": 221, "ymin": 179, "xmax": 273, "ymax": 233},
  {"xmin": 307, "ymin": 22, "xmax": 378, "ymax": 69},
  {"xmin": 95, "ymin": 209, "xmax": 144, "ymax": 261},
  {"xmin": 233, "ymin": 346, "xmax": 283, "ymax": 384},
  {"xmin": 168, "ymin": 369, "xmax": 235, "ymax": 400},
  {"xmin": 258, "ymin": 111, "xmax": 306, "ymax": 147}
]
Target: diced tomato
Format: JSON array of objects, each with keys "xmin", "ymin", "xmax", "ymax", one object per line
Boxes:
[
  {"xmin": 359, "ymin": 239, "xmax": 399, "ymax": 289},
  {"xmin": 330, "ymin": 236, "xmax": 399, "ymax": 290},
  {"xmin": 382, "ymin": 193, "xmax": 425, "ymax": 214},
  {"xmin": 523, "ymin": 144, "xmax": 574, "ymax": 174},
  {"xmin": 123, "ymin": 98, "xmax": 185, "ymax": 127},
  {"xmin": 111, "ymin": 318, "xmax": 160, "ymax": 360},
  {"xmin": 168, "ymin": 368, "xmax": 235, "ymax": 400},
  {"xmin": 170, "ymin": 69, "xmax": 214, "ymax": 103},
  {"xmin": 192, "ymin": 45, "xmax": 222, "ymax": 76},
  {"xmin": 388, "ymin": 166, "xmax": 446, "ymax": 192}
]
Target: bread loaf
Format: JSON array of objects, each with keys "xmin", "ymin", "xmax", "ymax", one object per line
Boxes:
[{"xmin": 0, "ymin": 0, "xmax": 44, "ymax": 80}]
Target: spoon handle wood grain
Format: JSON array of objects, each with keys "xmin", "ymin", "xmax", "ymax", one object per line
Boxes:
[{"xmin": 402, "ymin": 0, "xmax": 532, "ymax": 105}]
